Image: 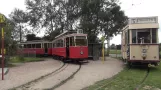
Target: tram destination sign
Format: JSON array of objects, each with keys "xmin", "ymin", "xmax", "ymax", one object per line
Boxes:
[{"xmin": 129, "ymin": 16, "xmax": 158, "ymax": 24}]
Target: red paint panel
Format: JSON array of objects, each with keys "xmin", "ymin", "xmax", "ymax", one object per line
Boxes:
[
  {"xmin": 48, "ymin": 48, "xmax": 52, "ymax": 55},
  {"xmin": 69, "ymin": 46, "xmax": 88, "ymax": 59},
  {"xmin": 52, "ymin": 47, "xmax": 66, "ymax": 57}
]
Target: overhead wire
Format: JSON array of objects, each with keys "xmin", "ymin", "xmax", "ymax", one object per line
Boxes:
[{"xmin": 123, "ymin": 0, "xmax": 143, "ymax": 11}]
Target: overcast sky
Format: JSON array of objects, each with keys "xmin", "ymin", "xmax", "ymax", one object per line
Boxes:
[{"xmin": 0, "ymin": 0, "xmax": 161, "ymax": 45}]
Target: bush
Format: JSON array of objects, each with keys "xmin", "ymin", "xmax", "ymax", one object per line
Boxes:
[
  {"xmin": 0, "ymin": 56, "xmax": 9, "ymax": 67},
  {"xmin": 18, "ymin": 56, "xmax": 25, "ymax": 62}
]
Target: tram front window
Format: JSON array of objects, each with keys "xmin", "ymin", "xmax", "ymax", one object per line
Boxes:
[
  {"xmin": 75, "ymin": 36, "xmax": 87, "ymax": 46},
  {"xmin": 137, "ymin": 30, "xmax": 151, "ymax": 43}
]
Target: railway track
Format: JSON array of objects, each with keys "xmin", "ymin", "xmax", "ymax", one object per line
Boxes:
[
  {"xmin": 10, "ymin": 61, "xmax": 82, "ymax": 90},
  {"xmin": 9, "ymin": 61, "xmax": 66, "ymax": 90},
  {"xmin": 134, "ymin": 67, "xmax": 150, "ymax": 90},
  {"xmin": 49, "ymin": 62, "xmax": 82, "ymax": 90}
]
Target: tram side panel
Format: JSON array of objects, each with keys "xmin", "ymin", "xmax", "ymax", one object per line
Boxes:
[
  {"xmin": 52, "ymin": 47, "xmax": 66, "ymax": 58},
  {"xmin": 69, "ymin": 46, "xmax": 88, "ymax": 59},
  {"xmin": 48, "ymin": 48, "xmax": 52, "ymax": 55}
]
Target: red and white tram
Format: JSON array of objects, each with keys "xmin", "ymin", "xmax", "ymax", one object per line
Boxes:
[
  {"xmin": 18, "ymin": 40, "xmax": 52, "ymax": 56},
  {"xmin": 52, "ymin": 30, "xmax": 88, "ymax": 62},
  {"xmin": 18, "ymin": 30, "xmax": 88, "ymax": 62}
]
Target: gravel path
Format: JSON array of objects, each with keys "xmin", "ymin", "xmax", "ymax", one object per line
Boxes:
[
  {"xmin": 0, "ymin": 58, "xmax": 62, "ymax": 90},
  {"xmin": 55, "ymin": 57, "xmax": 124, "ymax": 90},
  {"xmin": 28, "ymin": 63, "xmax": 79, "ymax": 90}
]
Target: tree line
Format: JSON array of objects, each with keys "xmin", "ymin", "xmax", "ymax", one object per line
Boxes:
[
  {"xmin": 0, "ymin": 0, "xmax": 128, "ymax": 55},
  {"xmin": 9, "ymin": 0, "xmax": 127, "ymax": 42}
]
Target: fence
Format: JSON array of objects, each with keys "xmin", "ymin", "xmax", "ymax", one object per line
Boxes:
[{"xmin": 17, "ymin": 49, "xmax": 36, "ymax": 58}]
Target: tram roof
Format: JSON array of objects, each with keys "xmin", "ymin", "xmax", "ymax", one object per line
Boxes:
[
  {"xmin": 55, "ymin": 30, "xmax": 77, "ymax": 39},
  {"xmin": 19, "ymin": 40, "xmax": 51, "ymax": 44},
  {"xmin": 52, "ymin": 33, "xmax": 87, "ymax": 42},
  {"xmin": 122, "ymin": 16, "xmax": 159, "ymax": 30}
]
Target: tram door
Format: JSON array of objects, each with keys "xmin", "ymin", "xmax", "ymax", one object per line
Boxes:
[
  {"xmin": 44, "ymin": 43, "xmax": 48, "ymax": 54},
  {"xmin": 66, "ymin": 38, "xmax": 70, "ymax": 58}
]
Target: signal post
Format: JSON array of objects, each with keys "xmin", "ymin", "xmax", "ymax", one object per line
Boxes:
[{"xmin": 0, "ymin": 13, "xmax": 6, "ymax": 80}]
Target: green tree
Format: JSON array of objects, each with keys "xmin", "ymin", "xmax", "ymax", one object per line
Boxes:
[
  {"xmin": 0, "ymin": 13, "xmax": 17, "ymax": 56},
  {"xmin": 9, "ymin": 8, "xmax": 29, "ymax": 42},
  {"xmin": 79, "ymin": 0, "xmax": 127, "ymax": 55},
  {"xmin": 26, "ymin": 34, "xmax": 41, "ymax": 41}
]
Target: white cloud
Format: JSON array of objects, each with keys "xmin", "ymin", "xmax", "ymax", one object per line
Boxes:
[{"xmin": 0, "ymin": 0, "xmax": 26, "ymax": 17}]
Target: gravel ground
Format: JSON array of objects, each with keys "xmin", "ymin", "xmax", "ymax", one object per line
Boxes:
[
  {"xmin": 0, "ymin": 57, "xmax": 123, "ymax": 90},
  {"xmin": 55, "ymin": 57, "xmax": 124, "ymax": 90},
  {"xmin": 0, "ymin": 58, "xmax": 62, "ymax": 90}
]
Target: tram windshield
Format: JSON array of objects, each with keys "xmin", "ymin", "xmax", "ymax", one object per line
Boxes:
[
  {"xmin": 75, "ymin": 36, "xmax": 87, "ymax": 46},
  {"xmin": 132, "ymin": 29, "xmax": 157, "ymax": 44}
]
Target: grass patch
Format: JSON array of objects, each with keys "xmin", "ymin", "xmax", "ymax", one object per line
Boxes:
[
  {"xmin": 9, "ymin": 56, "xmax": 44, "ymax": 63},
  {"xmin": 82, "ymin": 67, "xmax": 147, "ymax": 90},
  {"xmin": 105, "ymin": 49, "xmax": 121, "ymax": 54},
  {"xmin": 83, "ymin": 62, "xmax": 161, "ymax": 90},
  {"xmin": 140, "ymin": 64, "xmax": 161, "ymax": 90}
]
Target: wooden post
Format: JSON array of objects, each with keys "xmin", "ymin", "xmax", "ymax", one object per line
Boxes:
[{"xmin": 1, "ymin": 27, "xmax": 4, "ymax": 80}]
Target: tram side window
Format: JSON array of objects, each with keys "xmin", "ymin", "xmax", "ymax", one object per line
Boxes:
[
  {"xmin": 36, "ymin": 44, "xmax": 41, "ymax": 48},
  {"xmin": 125, "ymin": 31, "xmax": 129, "ymax": 44},
  {"xmin": 132, "ymin": 30, "xmax": 136, "ymax": 43},
  {"xmin": 70, "ymin": 37, "xmax": 74, "ymax": 46},
  {"xmin": 49, "ymin": 43, "xmax": 52, "ymax": 48},
  {"xmin": 56, "ymin": 40, "xmax": 63, "ymax": 47},
  {"xmin": 24, "ymin": 44, "xmax": 27, "ymax": 48},
  {"xmin": 152, "ymin": 29, "xmax": 157, "ymax": 43},
  {"xmin": 60, "ymin": 40, "xmax": 63, "ymax": 47},
  {"xmin": 56, "ymin": 41, "xmax": 59, "ymax": 47},
  {"xmin": 32, "ymin": 44, "xmax": 35, "ymax": 48},
  {"xmin": 27, "ymin": 44, "xmax": 31, "ymax": 48},
  {"xmin": 53, "ymin": 43, "xmax": 55, "ymax": 47}
]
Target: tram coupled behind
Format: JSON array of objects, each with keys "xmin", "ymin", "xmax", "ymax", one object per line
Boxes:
[{"xmin": 18, "ymin": 40, "xmax": 52, "ymax": 56}]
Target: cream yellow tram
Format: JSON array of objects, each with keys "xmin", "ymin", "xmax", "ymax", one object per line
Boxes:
[{"xmin": 121, "ymin": 16, "xmax": 160, "ymax": 66}]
